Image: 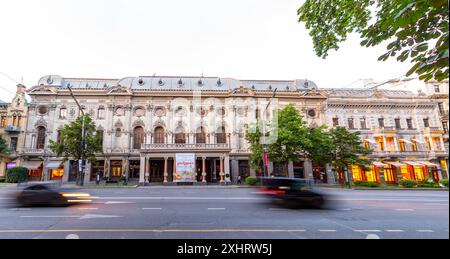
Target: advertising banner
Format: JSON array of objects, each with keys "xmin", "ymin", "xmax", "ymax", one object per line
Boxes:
[{"xmin": 175, "ymin": 153, "xmax": 196, "ymax": 182}]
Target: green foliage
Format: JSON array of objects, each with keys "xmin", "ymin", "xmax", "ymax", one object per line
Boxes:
[
  {"xmin": 0, "ymin": 177, "xmax": 5, "ymax": 183},
  {"xmin": 48, "ymin": 114, "xmax": 103, "ymax": 164},
  {"xmin": 0, "ymin": 135, "xmax": 10, "ymax": 159},
  {"xmin": 298, "ymin": 0, "xmax": 449, "ymax": 82},
  {"xmin": 440, "ymin": 179, "xmax": 448, "ymax": 187},
  {"xmin": 245, "ymin": 176, "xmax": 258, "ymax": 186},
  {"xmin": 399, "ymin": 179, "xmax": 417, "ymax": 188},
  {"xmin": 354, "ymin": 181, "xmax": 380, "ymax": 187},
  {"xmin": 5, "ymin": 167, "xmax": 28, "ymax": 183},
  {"xmin": 417, "ymin": 178, "xmax": 440, "ymax": 188},
  {"xmin": 329, "ymin": 127, "xmax": 373, "ymax": 176},
  {"xmin": 303, "ymin": 125, "xmax": 334, "ymax": 166}
]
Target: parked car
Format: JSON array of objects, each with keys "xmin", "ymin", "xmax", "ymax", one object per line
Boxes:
[
  {"xmin": 15, "ymin": 181, "xmax": 92, "ymax": 207},
  {"xmin": 257, "ymin": 177, "xmax": 327, "ymax": 209}
]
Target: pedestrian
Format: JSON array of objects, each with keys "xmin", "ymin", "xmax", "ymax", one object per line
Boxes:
[
  {"xmin": 96, "ymin": 173, "xmax": 100, "ymax": 185},
  {"xmin": 237, "ymin": 175, "xmax": 242, "ymax": 185}
]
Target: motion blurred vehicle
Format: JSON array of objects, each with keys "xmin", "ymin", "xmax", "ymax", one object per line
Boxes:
[
  {"xmin": 15, "ymin": 181, "xmax": 92, "ymax": 207},
  {"xmin": 257, "ymin": 177, "xmax": 327, "ymax": 209}
]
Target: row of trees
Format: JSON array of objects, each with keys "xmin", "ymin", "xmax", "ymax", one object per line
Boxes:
[{"xmin": 246, "ymin": 104, "xmax": 373, "ymax": 181}]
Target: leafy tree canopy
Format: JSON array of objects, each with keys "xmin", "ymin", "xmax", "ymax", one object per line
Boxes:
[
  {"xmin": 48, "ymin": 115, "xmax": 103, "ymax": 163},
  {"xmin": 0, "ymin": 135, "xmax": 9, "ymax": 159},
  {"xmin": 298, "ymin": 0, "xmax": 449, "ymax": 81}
]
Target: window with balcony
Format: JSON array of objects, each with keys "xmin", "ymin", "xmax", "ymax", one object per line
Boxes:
[
  {"xmin": 0, "ymin": 116, "xmax": 6, "ymax": 127},
  {"xmin": 406, "ymin": 118, "xmax": 414, "ymax": 129},
  {"xmin": 363, "ymin": 141, "xmax": 370, "ymax": 149},
  {"xmin": 59, "ymin": 108, "xmax": 67, "ymax": 119},
  {"xmin": 332, "ymin": 117, "xmax": 339, "ymax": 127},
  {"xmin": 154, "ymin": 127, "xmax": 165, "ymax": 144},
  {"xmin": 423, "ymin": 118, "xmax": 430, "ymax": 128},
  {"xmin": 216, "ymin": 126, "xmax": 227, "ymax": 144},
  {"xmin": 17, "ymin": 116, "xmax": 22, "ymax": 128},
  {"xmin": 12, "ymin": 116, "xmax": 17, "ymax": 126},
  {"xmin": 97, "ymin": 107, "xmax": 105, "ymax": 119},
  {"xmin": 411, "ymin": 141, "xmax": 418, "ymax": 151},
  {"xmin": 395, "ymin": 118, "xmax": 401, "ymax": 129},
  {"xmin": 399, "ymin": 141, "xmax": 406, "ymax": 152},
  {"xmin": 375, "ymin": 137, "xmax": 384, "ymax": 151},
  {"xmin": 360, "ymin": 117, "xmax": 367, "ymax": 129},
  {"xmin": 175, "ymin": 126, "xmax": 186, "ymax": 144},
  {"xmin": 196, "ymin": 127, "xmax": 206, "ymax": 144},
  {"xmin": 378, "ymin": 118, "xmax": 384, "ymax": 128},
  {"xmin": 425, "ymin": 137, "xmax": 431, "ymax": 151},
  {"xmin": 133, "ymin": 126, "xmax": 145, "ymax": 149},
  {"xmin": 443, "ymin": 122, "xmax": 448, "ymax": 133},
  {"xmin": 348, "ymin": 118, "xmax": 355, "ymax": 129},
  {"xmin": 36, "ymin": 126, "xmax": 46, "ymax": 149}
]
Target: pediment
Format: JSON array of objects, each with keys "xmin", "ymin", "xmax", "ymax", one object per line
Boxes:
[
  {"xmin": 301, "ymin": 89, "xmax": 327, "ymax": 98},
  {"xmin": 107, "ymin": 86, "xmax": 133, "ymax": 95},
  {"xmin": 28, "ymin": 85, "xmax": 57, "ymax": 94}
]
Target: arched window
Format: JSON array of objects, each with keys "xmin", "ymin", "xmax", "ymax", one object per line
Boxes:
[
  {"xmin": 36, "ymin": 126, "xmax": 46, "ymax": 149},
  {"xmin": 133, "ymin": 126, "xmax": 145, "ymax": 149},
  {"xmin": 154, "ymin": 127, "xmax": 165, "ymax": 144},
  {"xmin": 196, "ymin": 127, "xmax": 206, "ymax": 144},
  {"xmin": 175, "ymin": 126, "xmax": 186, "ymax": 144},
  {"xmin": 216, "ymin": 126, "xmax": 226, "ymax": 144}
]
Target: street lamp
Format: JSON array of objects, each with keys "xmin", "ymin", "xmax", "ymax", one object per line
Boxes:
[
  {"xmin": 67, "ymin": 86, "xmax": 86, "ymax": 186},
  {"xmin": 261, "ymin": 88, "xmax": 277, "ymax": 177}
]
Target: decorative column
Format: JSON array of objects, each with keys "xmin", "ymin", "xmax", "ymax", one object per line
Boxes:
[
  {"xmin": 439, "ymin": 137, "xmax": 445, "ymax": 151},
  {"xmin": 382, "ymin": 136, "xmax": 388, "ymax": 152},
  {"xmin": 163, "ymin": 156, "xmax": 168, "ymax": 183},
  {"xmin": 139, "ymin": 156, "xmax": 145, "ymax": 185},
  {"xmin": 202, "ymin": 157, "xmax": 207, "ymax": 183},
  {"xmin": 393, "ymin": 137, "xmax": 399, "ymax": 152},
  {"xmin": 219, "ymin": 156, "xmax": 225, "ymax": 183},
  {"xmin": 224, "ymin": 155, "xmax": 230, "ymax": 182},
  {"xmin": 173, "ymin": 157, "xmax": 177, "ymax": 182},
  {"xmin": 145, "ymin": 156, "xmax": 150, "ymax": 184}
]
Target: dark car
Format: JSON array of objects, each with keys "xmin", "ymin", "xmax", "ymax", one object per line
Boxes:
[
  {"xmin": 257, "ymin": 177, "xmax": 327, "ymax": 209},
  {"xmin": 16, "ymin": 182, "xmax": 92, "ymax": 207}
]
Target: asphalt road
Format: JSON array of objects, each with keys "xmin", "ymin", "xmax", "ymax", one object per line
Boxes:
[{"xmin": 0, "ymin": 186, "xmax": 448, "ymax": 239}]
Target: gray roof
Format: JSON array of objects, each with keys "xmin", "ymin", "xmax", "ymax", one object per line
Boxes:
[
  {"xmin": 36, "ymin": 75, "xmax": 318, "ymax": 92},
  {"xmin": 321, "ymin": 88, "xmax": 418, "ymax": 98}
]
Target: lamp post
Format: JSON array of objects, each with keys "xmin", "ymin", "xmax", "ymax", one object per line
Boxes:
[
  {"xmin": 67, "ymin": 86, "xmax": 86, "ymax": 186},
  {"xmin": 261, "ymin": 88, "xmax": 277, "ymax": 177}
]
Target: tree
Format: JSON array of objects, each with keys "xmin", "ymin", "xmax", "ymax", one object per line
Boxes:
[
  {"xmin": 246, "ymin": 104, "xmax": 311, "ymax": 176},
  {"xmin": 329, "ymin": 127, "xmax": 373, "ymax": 186},
  {"xmin": 0, "ymin": 135, "xmax": 9, "ymax": 160},
  {"xmin": 48, "ymin": 115, "xmax": 102, "ymax": 183},
  {"xmin": 298, "ymin": 0, "xmax": 449, "ymax": 82},
  {"xmin": 303, "ymin": 125, "xmax": 334, "ymax": 166}
]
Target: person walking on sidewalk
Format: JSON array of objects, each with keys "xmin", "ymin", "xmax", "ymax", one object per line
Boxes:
[{"xmin": 237, "ymin": 175, "xmax": 242, "ymax": 185}]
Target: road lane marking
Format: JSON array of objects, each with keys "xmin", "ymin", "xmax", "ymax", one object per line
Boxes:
[
  {"xmin": 105, "ymin": 201, "xmax": 135, "ymax": 204},
  {"xmin": 79, "ymin": 214, "xmax": 122, "ymax": 220},
  {"xmin": 354, "ymin": 230, "xmax": 382, "ymax": 232},
  {"xmin": 78, "ymin": 208, "xmax": 98, "ymax": 210},
  {"xmin": 385, "ymin": 230, "xmax": 404, "ymax": 232},
  {"xmin": 65, "ymin": 234, "xmax": 80, "ymax": 239},
  {"xmin": 94, "ymin": 197, "xmax": 449, "ymax": 202},
  {"xmin": 366, "ymin": 234, "xmax": 380, "ymax": 239},
  {"xmin": 0, "ymin": 229, "xmax": 309, "ymax": 233},
  {"xmin": 338, "ymin": 208, "xmax": 352, "ymax": 211},
  {"xmin": 416, "ymin": 230, "xmax": 434, "ymax": 233},
  {"xmin": 9, "ymin": 208, "xmax": 32, "ymax": 211},
  {"xmin": 395, "ymin": 209, "xmax": 415, "ymax": 211},
  {"xmin": 207, "ymin": 208, "xmax": 226, "ymax": 210},
  {"xmin": 142, "ymin": 208, "xmax": 162, "ymax": 210},
  {"xmin": 20, "ymin": 216, "xmax": 80, "ymax": 218},
  {"xmin": 319, "ymin": 230, "xmax": 337, "ymax": 232}
]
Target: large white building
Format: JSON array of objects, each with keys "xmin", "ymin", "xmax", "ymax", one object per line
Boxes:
[{"xmin": 17, "ymin": 75, "xmax": 449, "ymax": 185}]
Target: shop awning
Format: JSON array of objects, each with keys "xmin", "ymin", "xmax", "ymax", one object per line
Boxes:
[
  {"xmin": 385, "ymin": 161, "xmax": 405, "ymax": 167},
  {"xmin": 373, "ymin": 162, "xmax": 388, "ymax": 167},
  {"xmin": 44, "ymin": 161, "xmax": 62, "ymax": 169},
  {"xmin": 399, "ymin": 139, "xmax": 413, "ymax": 144},
  {"xmin": 363, "ymin": 139, "xmax": 376, "ymax": 144},
  {"xmin": 403, "ymin": 161, "xmax": 424, "ymax": 167},
  {"xmin": 20, "ymin": 161, "xmax": 43, "ymax": 170},
  {"xmin": 418, "ymin": 161, "xmax": 439, "ymax": 167}
]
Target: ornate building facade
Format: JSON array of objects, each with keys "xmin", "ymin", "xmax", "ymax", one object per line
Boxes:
[
  {"xmin": 0, "ymin": 84, "xmax": 28, "ymax": 177},
  {"xmin": 18, "ymin": 74, "xmax": 449, "ymax": 185}
]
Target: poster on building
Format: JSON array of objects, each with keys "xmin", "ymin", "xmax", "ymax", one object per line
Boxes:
[{"xmin": 175, "ymin": 153, "xmax": 196, "ymax": 182}]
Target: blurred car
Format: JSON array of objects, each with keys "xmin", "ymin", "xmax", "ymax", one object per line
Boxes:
[
  {"xmin": 15, "ymin": 181, "xmax": 92, "ymax": 207},
  {"xmin": 257, "ymin": 177, "xmax": 327, "ymax": 209}
]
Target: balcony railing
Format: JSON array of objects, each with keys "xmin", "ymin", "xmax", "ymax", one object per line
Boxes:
[
  {"xmin": 372, "ymin": 150, "xmax": 429, "ymax": 157},
  {"xmin": 4, "ymin": 125, "xmax": 20, "ymax": 133},
  {"xmin": 141, "ymin": 143, "xmax": 230, "ymax": 150}
]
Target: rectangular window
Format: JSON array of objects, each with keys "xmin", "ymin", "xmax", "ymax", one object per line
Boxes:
[
  {"xmin": 434, "ymin": 85, "xmax": 440, "ymax": 93},
  {"xmin": 406, "ymin": 118, "xmax": 414, "ymax": 129},
  {"xmin": 348, "ymin": 118, "xmax": 354, "ymax": 129},
  {"xmin": 17, "ymin": 116, "xmax": 22, "ymax": 128},
  {"xmin": 59, "ymin": 108, "xmax": 67, "ymax": 119},
  {"xmin": 423, "ymin": 118, "xmax": 430, "ymax": 128},
  {"xmin": 12, "ymin": 116, "xmax": 17, "ymax": 126},
  {"xmin": 98, "ymin": 108, "xmax": 105, "ymax": 119},
  {"xmin": 378, "ymin": 118, "xmax": 384, "ymax": 128},
  {"xmin": 10, "ymin": 137, "xmax": 18, "ymax": 152},
  {"xmin": 332, "ymin": 118, "xmax": 339, "ymax": 127},
  {"xmin": 395, "ymin": 118, "xmax": 401, "ymax": 129},
  {"xmin": 438, "ymin": 103, "xmax": 445, "ymax": 115},
  {"xmin": 443, "ymin": 122, "xmax": 448, "ymax": 133},
  {"xmin": 0, "ymin": 116, "xmax": 6, "ymax": 127},
  {"xmin": 399, "ymin": 141, "xmax": 406, "ymax": 152},
  {"xmin": 411, "ymin": 142, "xmax": 418, "ymax": 151},
  {"xmin": 360, "ymin": 118, "xmax": 367, "ymax": 129}
]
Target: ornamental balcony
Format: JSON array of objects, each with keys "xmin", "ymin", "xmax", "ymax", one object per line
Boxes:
[
  {"xmin": 141, "ymin": 143, "xmax": 231, "ymax": 153},
  {"xmin": 423, "ymin": 127, "xmax": 445, "ymax": 135},
  {"xmin": 4, "ymin": 125, "xmax": 20, "ymax": 134}
]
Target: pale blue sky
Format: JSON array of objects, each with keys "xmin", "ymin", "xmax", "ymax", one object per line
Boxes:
[{"xmin": 0, "ymin": 0, "xmax": 414, "ymax": 101}]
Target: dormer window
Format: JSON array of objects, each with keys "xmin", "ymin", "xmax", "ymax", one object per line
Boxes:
[
  {"xmin": 138, "ymin": 78, "xmax": 144, "ymax": 85},
  {"xmin": 217, "ymin": 78, "xmax": 222, "ymax": 86},
  {"xmin": 198, "ymin": 79, "xmax": 203, "ymax": 86},
  {"xmin": 178, "ymin": 79, "xmax": 183, "ymax": 86},
  {"xmin": 158, "ymin": 78, "xmax": 164, "ymax": 86}
]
